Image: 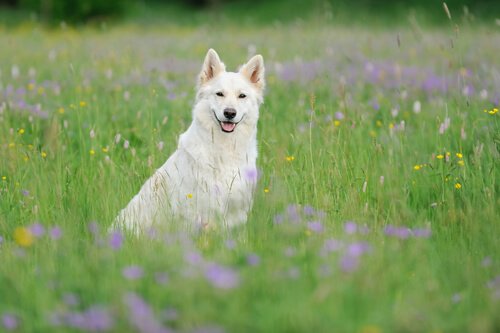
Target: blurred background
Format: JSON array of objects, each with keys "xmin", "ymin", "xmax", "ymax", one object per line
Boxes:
[{"xmin": 0, "ymin": 0, "xmax": 499, "ymax": 26}]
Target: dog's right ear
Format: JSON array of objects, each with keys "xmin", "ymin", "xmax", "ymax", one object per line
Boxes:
[{"xmin": 198, "ymin": 49, "xmax": 226, "ymax": 87}]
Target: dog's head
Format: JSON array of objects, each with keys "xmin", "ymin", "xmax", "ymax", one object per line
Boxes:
[{"xmin": 194, "ymin": 49, "xmax": 265, "ymax": 134}]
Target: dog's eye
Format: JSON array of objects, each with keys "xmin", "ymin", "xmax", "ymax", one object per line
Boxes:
[
  {"xmin": 238, "ymin": 93, "xmax": 247, "ymax": 99},
  {"xmin": 216, "ymin": 92, "xmax": 224, "ymax": 97}
]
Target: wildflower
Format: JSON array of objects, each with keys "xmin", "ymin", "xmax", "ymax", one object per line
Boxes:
[
  {"xmin": 58, "ymin": 107, "xmax": 65, "ymax": 114},
  {"xmin": 334, "ymin": 120, "xmax": 341, "ymax": 127},
  {"xmin": 18, "ymin": 128, "xmax": 25, "ymax": 134},
  {"xmin": 307, "ymin": 221, "xmax": 323, "ymax": 233},
  {"xmin": 455, "ymin": 183, "xmax": 462, "ymax": 189},
  {"xmin": 456, "ymin": 153, "xmax": 463, "ymax": 158},
  {"xmin": 41, "ymin": 151, "xmax": 47, "ymax": 158},
  {"xmin": 286, "ymin": 155, "xmax": 295, "ymax": 162},
  {"xmin": 247, "ymin": 253, "xmax": 260, "ymax": 266},
  {"xmin": 413, "ymin": 100, "xmax": 421, "ymax": 114},
  {"xmin": 344, "ymin": 221, "xmax": 357, "ymax": 234},
  {"xmin": 109, "ymin": 231, "xmax": 123, "ymax": 250},
  {"xmin": 436, "ymin": 154, "xmax": 444, "ymax": 159},
  {"xmin": 79, "ymin": 101, "xmax": 87, "ymax": 107},
  {"xmin": 340, "ymin": 254, "xmax": 359, "ymax": 272},
  {"xmin": 2, "ymin": 313, "xmax": 18, "ymax": 331},
  {"xmin": 50, "ymin": 226, "xmax": 62, "ymax": 240},
  {"xmin": 204, "ymin": 263, "xmax": 240, "ymax": 289},
  {"xmin": 123, "ymin": 140, "xmax": 130, "ymax": 149},
  {"xmin": 13, "ymin": 227, "xmax": 34, "ymax": 247},
  {"xmin": 243, "ymin": 167, "xmax": 259, "ymax": 183},
  {"xmin": 122, "ymin": 265, "xmax": 144, "ymax": 280},
  {"xmin": 1, "ymin": 176, "xmax": 6, "ymax": 181},
  {"xmin": 458, "ymin": 160, "xmax": 465, "ymax": 166},
  {"xmin": 29, "ymin": 223, "xmax": 45, "ymax": 238},
  {"xmin": 123, "ymin": 293, "xmax": 167, "ymax": 333},
  {"xmin": 89, "ymin": 149, "xmax": 95, "ymax": 156},
  {"xmin": 413, "ymin": 165, "xmax": 421, "ymax": 171},
  {"xmin": 375, "ymin": 120, "xmax": 382, "ymax": 127},
  {"xmin": 186, "ymin": 193, "xmax": 193, "ymax": 199},
  {"xmin": 264, "ymin": 188, "xmax": 270, "ymax": 193},
  {"xmin": 101, "ymin": 147, "xmax": 109, "ymax": 153}
]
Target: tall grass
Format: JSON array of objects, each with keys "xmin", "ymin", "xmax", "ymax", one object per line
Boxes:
[{"xmin": 0, "ymin": 19, "xmax": 499, "ymax": 332}]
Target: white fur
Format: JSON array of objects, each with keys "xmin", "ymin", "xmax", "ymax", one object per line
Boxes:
[{"xmin": 113, "ymin": 49, "xmax": 265, "ymax": 232}]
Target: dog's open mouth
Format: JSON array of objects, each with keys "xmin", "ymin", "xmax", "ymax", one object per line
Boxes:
[{"xmin": 220, "ymin": 121, "xmax": 237, "ymax": 133}]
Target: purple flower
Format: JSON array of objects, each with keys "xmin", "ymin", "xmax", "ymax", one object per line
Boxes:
[
  {"xmin": 50, "ymin": 226, "xmax": 62, "ymax": 240},
  {"xmin": 243, "ymin": 167, "xmax": 259, "ymax": 183},
  {"xmin": 384, "ymin": 225, "xmax": 411, "ymax": 239},
  {"xmin": 340, "ymin": 255, "xmax": 359, "ymax": 273},
  {"xmin": 2, "ymin": 313, "xmax": 18, "ymax": 331},
  {"xmin": 303, "ymin": 205, "xmax": 315, "ymax": 216},
  {"xmin": 307, "ymin": 221, "xmax": 323, "ymax": 233},
  {"xmin": 109, "ymin": 231, "xmax": 123, "ymax": 250},
  {"xmin": 347, "ymin": 242, "xmax": 371, "ymax": 257},
  {"xmin": 413, "ymin": 228, "xmax": 432, "ymax": 238},
  {"xmin": 0, "ymin": 235, "xmax": 3, "ymax": 245},
  {"xmin": 320, "ymin": 238, "xmax": 343, "ymax": 257},
  {"xmin": 204, "ymin": 263, "xmax": 239, "ymax": 289},
  {"xmin": 155, "ymin": 272, "xmax": 169, "ymax": 285},
  {"xmin": 62, "ymin": 293, "xmax": 80, "ymax": 306},
  {"xmin": 123, "ymin": 265, "xmax": 144, "ymax": 280},
  {"xmin": 334, "ymin": 111, "xmax": 345, "ymax": 120},
  {"xmin": 224, "ymin": 239, "xmax": 236, "ymax": 250},
  {"xmin": 29, "ymin": 222, "xmax": 45, "ymax": 238},
  {"xmin": 123, "ymin": 292, "xmax": 171, "ymax": 333},
  {"xmin": 83, "ymin": 306, "xmax": 114, "ymax": 331},
  {"xmin": 344, "ymin": 221, "xmax": 357, "ymax": 234},
  {"xmin": 286, "ymin": 204, "xmax": 300, "ymax": 223},
  {"xmin": 21, "ymin": 189, "xmax": 30, "ymax": 196},
  {"xmin": 246, "ymin": 253, "xmax": 260, "ymax": 266},
  {"xmin": 184, "ymin": 251, "xmax": 203, "ymax": 265},
  {"xmin": 273, "ymin": 214, "xmax": 284, "ymax": 225}
]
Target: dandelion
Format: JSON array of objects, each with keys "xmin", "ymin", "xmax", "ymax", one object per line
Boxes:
[
  {"xmin": 455, "ymin": 183, "xmax": 462, "ymax": 189},
  {"xmin": 101, "ymin": 147, "xmax": 109, "ymax": 153},
  {"xmin": 13, "ymin": 227, "xmax": 34, "ymax": 247},
  {"xmin": 1, "ymin": 176, "xmax": 6, "ymax": 181},
  {"xmin": 89, "ymin": 149, "xmax": 95, "ymax": 156},
  {"xmin": 41, "ymin": 151, "xmax": 47, "ymax": 158},
  {"xmin": 456, "ymin": 153, "xmax": 463, "ymax": 158},
  {"xmin": 413, "ymin": 165, "xmax": 421, "ymax": 171},
  {"xmin": 286, "ymin": 155, "xmax": 295, "ymax": 162},
  {"xmin": 436, "ymin": 154, "xmax": 444, "ymax": 159},
  {"xmin": 18, "ymin": 128, "xmax": 25, "ymax": 134},
  {"xmin": 488, "ymin": 108, "xmax": 498, "ymax": 115},
  {"xmin": 264, "ymin": 188, "xmax": 270, "ymax": 193},
  {"xmin": 58, "ymin": 107, "xmax": 65, "ymax": 114},
  {"xmin": 186, "ymin": 193, "xmax": 193, "ymax": 199},
  {"xmin": 79, "ymin": 101, "xmax": 87, "ymax": 107},
  {"xmin": 334, "ymin": 120, "xmax": 341, "ymax": 127}
]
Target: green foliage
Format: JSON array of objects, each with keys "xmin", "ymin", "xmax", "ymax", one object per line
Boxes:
[{"xmin": 0, "ymin": 19, "xmax": 499, "ymax": 332}]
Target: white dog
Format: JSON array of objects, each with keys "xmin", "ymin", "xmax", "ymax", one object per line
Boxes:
[{"xmin": 114, "ymin": 49, "xmax": 265, "ymax": 232}]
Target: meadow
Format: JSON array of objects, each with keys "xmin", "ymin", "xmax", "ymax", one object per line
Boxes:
[{"xmin": 0, "ymin": 13, "xmax": 499, "ymax": 333}]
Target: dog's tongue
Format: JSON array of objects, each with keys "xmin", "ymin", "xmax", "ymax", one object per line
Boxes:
[{"xmin": 221, "ymin": 122, "xmax": 236, "ymax": 132}]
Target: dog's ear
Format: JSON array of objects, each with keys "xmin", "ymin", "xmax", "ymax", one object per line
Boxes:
[
  {"xmin": 198, "ymin": 49, "xmax": 226, "ymax": 87},
  {"xmin": 240, "ymin": 54, "xmax": 265, "ymax": 91}
]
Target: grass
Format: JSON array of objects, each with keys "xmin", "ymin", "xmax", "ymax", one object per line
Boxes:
[{"xmin": 0, "ymin": 13, "xmax": 499, "ymax": 333}]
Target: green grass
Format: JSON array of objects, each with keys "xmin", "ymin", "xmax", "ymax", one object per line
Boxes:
[{"xmin": 0, "ymin": 17, "xmax": 499, "ymax": 332}]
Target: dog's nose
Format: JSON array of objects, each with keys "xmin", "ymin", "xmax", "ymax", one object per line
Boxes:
[{"xmin": 223, "ymin": 108, "xmax": 237, "ymax": 120}]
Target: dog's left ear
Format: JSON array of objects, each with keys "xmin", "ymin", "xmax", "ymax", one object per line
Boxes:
[{"xmin": 240, "ymin": 54, "xmax": 265, "ymax": 92}]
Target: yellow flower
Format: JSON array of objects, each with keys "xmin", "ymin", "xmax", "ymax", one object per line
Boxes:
[
  {"xmin": 286, "ymin": 156, "xmax": 295, "ymax": 162},
  {"xmin": 334, "ymin": 120, "xmax": 341, "ymax": 127},
  {"xmin": 455, "ymin": 183, "xmax": 462, "ymax": 189},
  {"xmin": 102, "ymin": 147, "xmax": 109, "ymax": 153},
  {"xmin": 389, "ymin": 123, "xmax": 394, "ymax": 129},
  {"xmin": 1, "ymin": 176, "xmax": 6, "ymax": 181},
  {"xmin": 436, "ymin": 154, "xmax": 444, "ymax": 159},
  {"xmin": 488, "ymin": 108, "xmax": 498, "ymax": 115},
  {"xmin": 456, "ymin": 153, "xmax": 463, "ymax": 158},
  {"xmin": 186, "ymin": 193, "xmax": 193, "ymax": 199},
  {"xmin": 446, "ymin": 152, "xmax": 450, "ymax": 156},
  {"xmin": 376, "ymin": 120, "xmax": 382, "ymax": 127},
  {"xmin": 369, "ymin": 130, "xmax": 376, "ymax": 137},
  {"xmin": 18, "ymin": 128, "xmax": 25, "ymax": 135},
  {"xmin": 14, "ymin": 227, "xmax": 34, "ymax": 247},
  {"xmin": 27, "ymin": 83, "xmax": 35, "ymax": 91},
  {"xmin": 8, "ymin": 142, "xmax": 15, "ymax": 148},
  {"xmin": 80, "ymin": 101, "xmax": 87, "ymax": 107},
  {"xmin": 89, "ymin": 149, "xmax": 95, "ymax": 156},
  {"xmin": 58, "ymin": 107, "xmax": 65, "ymax": 114},
  {"xmin": 264, "ymin": 188, "xmax": 270, "ymax": 193},
  {"xmin": 413, "ymin": 165, "xmax": 421, "ymax": 171},
  {"xmin": 41, "ymin": 151, "xmax": 47, "ymax": 158},
  {"xmin": 457, "ymin": 160, "xmax": 465, "ymax": 166}
]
